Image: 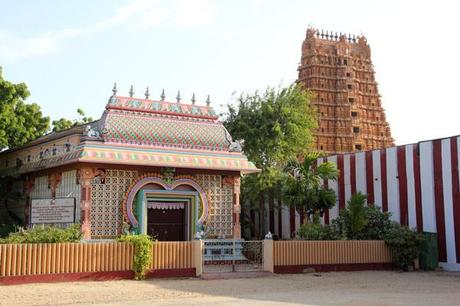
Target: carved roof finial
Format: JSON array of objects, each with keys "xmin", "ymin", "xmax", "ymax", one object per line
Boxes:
[
  {"xmin": 176, "ymin": 91, "xmax": 181, "ymax": 103},
  {"xmin": 112, "ymin": 82, "xmax": 117, "ymax": 96},
  {"xmin": 145, "ymin": 86, "xmax": 150, "ymax": 99},
  {"xmin": 206, "ymin": 95, "xmax": 211, "ymax": 107},
  {"xmin": 160, "ymin": 89, "xmax": 166, "ymax": 101},
  {"xmin": 129, "ymin": 85, "xmax": 134, "ymax": 98},
  {"xmin": 191, "ymin": 93, "xmax": 196, "ymax": 105}
]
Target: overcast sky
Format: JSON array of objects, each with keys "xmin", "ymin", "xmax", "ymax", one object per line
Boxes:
[{"xmin": 1, "ymin": 0, "xmax": 459, "ymax": 145}]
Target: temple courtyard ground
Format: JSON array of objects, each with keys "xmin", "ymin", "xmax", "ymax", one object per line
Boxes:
[{"xmin": 1, "ymin": 271, "xmax": 460, "ymax": 306}]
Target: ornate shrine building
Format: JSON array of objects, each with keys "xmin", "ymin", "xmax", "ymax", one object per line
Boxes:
[
  {"xmin": 298, "ymin": 28, "xmax": 394, "ymax": 154},
  {"xmin": 0, "ymin": 87, "xmax": 258, "ymax": 240}
]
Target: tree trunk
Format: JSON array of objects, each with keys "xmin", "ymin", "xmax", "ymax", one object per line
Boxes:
[
  {"xmin": 300, "ymin": 207, "xmax": 307, "ymax": 225},
  {"xmin": 277, "ymin": 196, "xmax": 282, "ymax": 239},
  {"xmin": 268, "ymin": 189, "xmax": 275, "ymax": 234},
  {"xmin": 258, "ymin": 194, "xmax": 265, "ymax": 239}
]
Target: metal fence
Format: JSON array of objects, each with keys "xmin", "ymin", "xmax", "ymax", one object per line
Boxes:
[{"xmin": 202, "ymin": 239, "xmax": 263, "ymax": 273}]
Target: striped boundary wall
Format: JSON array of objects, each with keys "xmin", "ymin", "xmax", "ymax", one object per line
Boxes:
[{"xmin": 272, "ymin": 135, "xmax": 460, "ymax": 271}]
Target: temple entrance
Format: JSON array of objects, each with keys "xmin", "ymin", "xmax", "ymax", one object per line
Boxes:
[{"xmin": 147, "ymin": 202, "xmax": 187, "ymax": 241}]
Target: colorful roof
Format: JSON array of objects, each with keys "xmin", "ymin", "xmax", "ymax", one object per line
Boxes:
[
  {"xmin": 0, "ymin": 94, "xmax": 259, "ymax": 175},
  {"xmin": 107, "ymin": 96, "xmax": 218, "ymax": 119},
  {"xmin": 103, "ymin": 109, "xmax": 230, "ymax": 151}
]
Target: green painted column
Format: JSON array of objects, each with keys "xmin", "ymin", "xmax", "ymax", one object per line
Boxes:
[{"xmin": 135, "ymin": 191, "xmax": 144, "ymax": 234}]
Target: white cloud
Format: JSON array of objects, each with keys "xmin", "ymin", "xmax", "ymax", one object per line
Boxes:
[
  {"xmin": 0, "ymin": 28, "xmax": 83, "ymax": 62},
  {"xmin": 0, "ymin": 0, "xmax": 218, "ymax": 62},
  {"xmin": 96, "ymin": 0, "xmax": 217, "ymax": 29}
]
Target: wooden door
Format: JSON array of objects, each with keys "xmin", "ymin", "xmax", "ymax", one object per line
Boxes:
[{"xmin": 147, "ymin": 208, "xmax": 185, "ymax": 241}]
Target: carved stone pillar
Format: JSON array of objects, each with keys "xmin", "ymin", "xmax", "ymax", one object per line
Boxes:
[
  {"xmin": 23, "ymin": 177, "xmax": 35, "ymax": 227},
  {"xmin": 48, "ymin": 172, "xmax": 62, "ymax": 199},
  {"xmin": 233, "ymin": 176, "xmax": 241, "ymax": 239},
  {"xmin": 78, "ymin": 168, "xmax": 105, "ymax": 240},
  {"xmin": 79, "ymin": 168, "xmax": 94, "ymax": 240}
]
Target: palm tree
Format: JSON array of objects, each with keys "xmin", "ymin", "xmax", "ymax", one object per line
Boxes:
[{"xmin": 282, "ymin": 152, "xmax": 339, "ymax": 224}]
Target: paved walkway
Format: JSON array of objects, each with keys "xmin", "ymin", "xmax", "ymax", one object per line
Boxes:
[{"xmin": 1, "ymin": 271, "xmax": 460, "ymax": 306}]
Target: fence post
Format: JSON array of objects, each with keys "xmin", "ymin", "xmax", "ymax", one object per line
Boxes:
[
  {"xmin": 193, "ymin": 240, "xmax": 203, "ymax": 277},
  {"xmin": 263, "ymin": 239, "xmax": 274, "ymax": 273}
]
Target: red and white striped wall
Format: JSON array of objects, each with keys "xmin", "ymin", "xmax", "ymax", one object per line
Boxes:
[{"xmin": 276, "ymin": 135, "xmax": 460, "ymax": 271}]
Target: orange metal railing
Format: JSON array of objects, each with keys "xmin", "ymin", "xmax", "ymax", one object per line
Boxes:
[
  {"xmin": 273, "ymin": 240, "xmax": 392, "ymax": 266},
  {"xmin": 150, "ymin": 241, "xmax": 194, "ymax": 270},
  {"xmin": 0, "ymin": 241, "xmax": 195, "ymax": 277}
]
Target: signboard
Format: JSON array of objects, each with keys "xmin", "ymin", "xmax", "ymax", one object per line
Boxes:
[{"xmin": 30, "ymin": 198, "xmax": 76, "ymax": 224}]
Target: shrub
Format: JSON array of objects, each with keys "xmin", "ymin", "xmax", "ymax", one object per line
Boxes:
[
  {"xmin": 0, "ymin": 224, "xmax": 82, "ymax": 243},
  {"xmin": 118, "ymin": 234, "xmax": 153, "ymax": 280},
  {"xmin": 332, "ymin": 193, "xmax": 368, "ymax": 239},
  {"xmin": 332, "ymin": 193, "xmax": 392, "ymax": 240},
  {"xmin": 384, "ymin": 223, "xmax": 423, "ymax": 270},
  {"xmin": 0, "ymin": 224, "xmax": 19, "ymax": 238},
  {"xmin": 297, "ymin": 223, "xmax": 339, "ymax": 240},
  {"xmin": 358, "ymin": 206, "xmax": 392, "ymax": 240}
]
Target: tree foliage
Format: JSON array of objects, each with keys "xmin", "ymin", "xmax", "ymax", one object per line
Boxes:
[
  {"xmin": 224, "ymin": 84, "xmax": 317, "ymax": 238},
  {"xmin": 52, "ymin": 108, "xmax": 93, "ymax": 132},
  {"xmin": 0, "ymin": 67, "xmax": 50, "ymax": 150},
  {"xmin": 333, "ymin": 192, "xmax": 369, "ymax": 239},
  {"xmin": 333, "ymin": 192, "xmax": 393, "ymax": 240},
  {"xmin": 283, "ymin": 152, "xmax": 339, "ymax": 223}
]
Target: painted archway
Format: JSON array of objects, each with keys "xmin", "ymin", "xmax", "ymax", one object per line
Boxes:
[{"xmin": 122, "ymin": 175, "xmax": 209, "ymax": 229}]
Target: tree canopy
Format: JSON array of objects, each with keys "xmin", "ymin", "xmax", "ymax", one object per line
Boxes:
[
  {"xmin": 52, "ymin": 108, "xmax": 94, "ymax": 132},
  {"xmin": 0, "ymin": 67, "xmax": 50, "ymax": 150},
  {"xmin": 283, "ymin": 152, "xmax": 339, "ymax": 223},
  {"xmin": 224, "ymin": 84, "xmax": 317, "ymax": 237},
  {"xmin": 224, "ymin": 84, "xmax": 317, "ymax": 194}
]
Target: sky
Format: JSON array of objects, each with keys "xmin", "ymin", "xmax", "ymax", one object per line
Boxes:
[{"xmin": 1, "ymin": 0, "xmax": 459, "ymax": 145}]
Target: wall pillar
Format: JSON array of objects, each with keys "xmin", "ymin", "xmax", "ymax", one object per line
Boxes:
[
  {"xmin": 233, "ymin": 176, "xmax": 241, "ymax": 239},
  {"xmin": 79, "ymin": 168, "xmax": 93, "ymax": 240},
  {"xmin": 193, "ymin": 240, "xmax": 203, "ymax": 277},
  {"xmin": 78, "ymin": 168, "xmax": 105, "ymax": 240},
  {"xmin": 263, "ymin": 239, "xmax": 274, "ymax": 273},
  {"xmin": 23, "ymin": 177, "xmax": 35, "ymax": 227}
]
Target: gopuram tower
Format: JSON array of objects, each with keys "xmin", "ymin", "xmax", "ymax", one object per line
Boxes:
[{"xmin": 297, "ymin": 28, "xmax": 394, "ymax": 154}]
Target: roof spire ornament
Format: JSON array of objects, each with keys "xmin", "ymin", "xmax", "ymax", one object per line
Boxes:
[
  {"xmin": 191, "ymin": 93, "xmax": 196, "ymax": 105},
  {"xmin": 176, "ymin": 91, "xmax": 181, "ymax": 103},
  {"xmin": 160, "ymin": 89, "xmax": 166, "ymax": 101},
  {"xmin": 129, "ymin": 85, "xmax": 134, "ymax": 98},
  {"xmin": 112, "ymin": 82, "xmax": 117, "ymax": 96},
  {"xmin": 145, "ymin": 86, "xmax": 150, "ymax": 99},
  {"xmin": 206, "ymin": 95, "xmax": 211, "ymax": 107}
]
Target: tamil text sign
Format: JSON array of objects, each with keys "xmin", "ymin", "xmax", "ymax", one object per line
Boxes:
[{"xmin": 31, "ymin": 198, "xmax": 76, "ymax": 224}]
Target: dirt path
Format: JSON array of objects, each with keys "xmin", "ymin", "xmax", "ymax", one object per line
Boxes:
[{"xmin": 1, "ymin": 271, "xmax": 460, "ymax": 306}]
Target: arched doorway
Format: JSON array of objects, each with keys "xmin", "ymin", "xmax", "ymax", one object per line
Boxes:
[{"xmin": 123, "ymin": 176, "xmax": 209, "ymax": 241}]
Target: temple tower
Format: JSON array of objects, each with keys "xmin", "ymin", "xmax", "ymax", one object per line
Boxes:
[{"xmin": 297, "ymin": 28, "xmax": 394, "ymax": 154}]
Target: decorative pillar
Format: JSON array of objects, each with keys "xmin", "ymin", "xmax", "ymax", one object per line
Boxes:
[
  {"xmin": 23, "ymin": 177, "xmax": 35, "ymax": 227},
  {"xmin": 79, "ymin": 168, "xmax": 93, "ymax": 240},
  {"xmin": 233, "ymin": 176, "xmax": 241, "ymax": 239},
  {"xmin": 78, "ymin": 168, "xmax": 106, "ymax": 240},
  {"xmin": 48, "ymin": 172, "xmax": 62, "ymax": 199}
]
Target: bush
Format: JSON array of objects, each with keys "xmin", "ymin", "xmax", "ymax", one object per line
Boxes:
[
  {"xmin": 118, "ymin": 234, "xmax": 153, "ymax": 280},
  {"xmin": 297, "ymin": 223, "xmax": 339, "ymax": 240},
  {"xmin": 358, "ymin": 206, "xmax": 392, "ymax": 240},
  {"xmin": 0, "ymin": 224, "xmax": 82, "ymax": 243},
  {"xmin": 384, "ymin": 223, "xmax": 423, "ymax": 270},
  {"xmin": 0, "ymin": 224, "xmax": 19, "ymax": 238},
  {"xmin": 332, "ymin": 193, "xmax": 392, "ymax": 240},
  {"xmin": 333, "ymin": 193, "xmax": 368, "ymax": 239}
]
